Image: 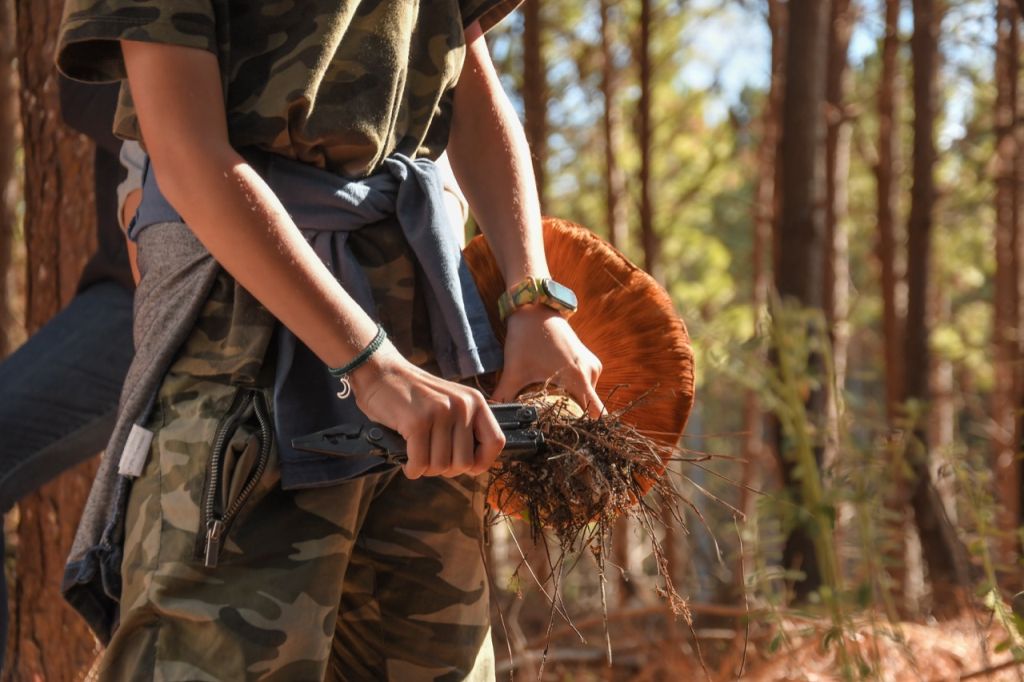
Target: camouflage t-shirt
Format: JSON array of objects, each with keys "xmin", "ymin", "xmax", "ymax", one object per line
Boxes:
[{"xmin": 57, "ymin": 0, "xmax": 521, "ymax": 177}]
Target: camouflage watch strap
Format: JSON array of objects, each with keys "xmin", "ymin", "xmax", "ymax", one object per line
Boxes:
[{"xmin": 498, "ymin": 277, "xmax": 574, "ymax": 321}]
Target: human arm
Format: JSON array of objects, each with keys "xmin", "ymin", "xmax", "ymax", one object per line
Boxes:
[
  {"xmin": 120, "ymin": 40, "xmax": 503, "ymax": 478},
  {"xmin": 446, "ymin": 23, "xmax": 604, "ymax": 414},
  {"xmin": 117, "ymin": 141, "xmax": 145, "ymax": 283},
  {"xmin": 436, "ymin": 154, "xmax": 470, "ymax": 244},
  {"xmin": 120, "ymin": 189, "xmax": 141, "ymax": 284}
]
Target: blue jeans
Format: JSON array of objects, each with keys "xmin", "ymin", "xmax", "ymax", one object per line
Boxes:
[{"xmin": 0, "ymin": 281, "xmax": 133, "ymax": 670}]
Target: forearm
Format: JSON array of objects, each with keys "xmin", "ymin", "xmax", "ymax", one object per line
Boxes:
[
  {"xmin": 122, "ymin": 40, "xmax": 378, "ymax": 369},
  {"xmin": 157, "ymin": 144, "xmax": 378, "ymax": 367},
  {"xmin": 447, "ymin": 30, "xmax": 549, "ymax": 285}
]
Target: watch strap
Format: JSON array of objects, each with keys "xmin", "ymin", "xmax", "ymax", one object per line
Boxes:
[
  {"xmin": 498, "ymin": 277, "xmax": 577, "ymax": 321},
  {"xmin": 498, "ymin": 277, "xmax": 542, "ymax": 321}
]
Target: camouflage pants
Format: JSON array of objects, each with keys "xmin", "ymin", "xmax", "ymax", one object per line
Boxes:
[{"xmin": 101, "ymin": 230, "xmax": 495, "ymax": 680}]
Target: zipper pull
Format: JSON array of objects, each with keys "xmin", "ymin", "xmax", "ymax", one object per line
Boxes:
[{"xmin": 204, "ymin": 518, "xmax": 226, "ymax": 568}]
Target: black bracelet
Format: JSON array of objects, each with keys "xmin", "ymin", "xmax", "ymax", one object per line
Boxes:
[{"xmin": 329, "ymin": 323, "xmax": 387, "ymax": 399}]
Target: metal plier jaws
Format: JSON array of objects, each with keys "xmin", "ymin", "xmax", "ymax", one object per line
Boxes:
[{"xmin": 290, "ymin": 403, "xmax": 544, "ymax": 466}]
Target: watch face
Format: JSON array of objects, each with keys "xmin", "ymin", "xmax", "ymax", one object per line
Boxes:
[{"xmin": 542, "ymin": 279, "xmax": 578, "ymax": 311}]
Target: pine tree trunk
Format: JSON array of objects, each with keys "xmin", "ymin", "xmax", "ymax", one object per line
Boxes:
[
  {"xmin": 877, "ymin": 0, "xmax": 905, "ymax": 425},
  {"xmin": 904, "ymin": 0, "xmax": 963, "ymax": 609},
  {"xmin": 929, "ymin": 288, "xmax": 955, "ymax": 523},
  {"xmin": 600, "ymin": 0, "xmax": 634, "ymax": 602},
  {"xmin": 824, "ymin": 0, "xmax": 854, "ymax": 467},
  {"xmin": 774, "ymin": 0, "xmax": 832, "ymax": 600},
  {"xmin": 741, "ymin": 0, "xmax": 785, "ymax": 513},
  {"xmin": 600, "ymin": 0, "xmax": 628, "ymax": 251},
  {"xmin": 522, "ymin": 0, "xmax": 547, "ymax": 213},
  {"xmin": 638, "ymin": 0, "xmax": 660, "ymax": 283},
  {"xmin": 5, "ymin": 0, "xmax": 101, "ymax": 678},
  {"xmin": 875, "ymin": 0, "xmax": 917, "ymax": 608},
  {"xmin": 993, "ymin": 0, "xmax": 1021, "ymax": 573},
  {"xmin": 0, "ymin": 0, "xmax": 19, "ymax": 359}
]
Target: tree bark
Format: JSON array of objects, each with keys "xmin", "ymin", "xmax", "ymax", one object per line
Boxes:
[
  {"xmin": 741, "ymin": 0, "xmax": 785, "ymax": 517},
  {"xmin": 774, "ymin": 0, "xmax": 832, "ymax": 600},
  {"xmin": 638, "ymin": 0, "xmax": 660, "ymax": 283},
  {"xmin": 903, "ymin": 0, "xmax": 963, "ymax": 607},
  {"xmin": 875, "ymin": 0, "xmax": 918, "ymax": 608},
  {"xmin": 0, "ymin": 0, "xmax": 19, "ymax": 359},
  {"xmin": 600, "ymin": 0, "xmax": 628, "ymax": 251},
  {"xmin": 993, "ymin": 0, "xmax": 1021, "ymax": 572},
  {"xmin": 601, "ymin": 2, "xmax": 634, "ymax": 601},
  {"xmin": 737, "ymin": 0, "xmax": 783, "ymax": 607},
  {"xmin": 522, "ymin": 0, "xmax": 548, "ymax": 213},
  {"xmin": 6, "ymin": 0, "xmax": 102, "ymax": 678},
  {"xmin": 876, "ymin": 0, "xmax": 905, "ymax": 425},
  {"xmin": 824, "ymin": 0, "xmax": 854, "ymax": 468}
]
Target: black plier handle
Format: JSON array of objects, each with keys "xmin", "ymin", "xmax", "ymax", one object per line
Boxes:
[{"xmin": 290, "ymin": 403, "xmax": 544, "ymax": 465}]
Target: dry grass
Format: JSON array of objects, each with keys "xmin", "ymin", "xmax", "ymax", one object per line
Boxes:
[{"xmin": 495, "ymin": 609, "xmax": 1024, "ymax": 681}]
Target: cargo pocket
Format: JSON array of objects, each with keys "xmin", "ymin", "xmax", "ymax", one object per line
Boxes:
[{"xmin": 194, "ymin": 387, "xmax": 273, "ymax": 568}]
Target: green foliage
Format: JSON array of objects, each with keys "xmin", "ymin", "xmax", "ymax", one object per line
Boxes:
[{"xmin": 484, "ymin": 0, "xmax": 1024, "ymax": 675}]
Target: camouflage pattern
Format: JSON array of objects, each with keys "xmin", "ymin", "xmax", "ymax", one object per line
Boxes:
[
  {"xmin": 57, "ymin": 0, "xmax": 523, "ymax": 177},
  {"xmin": 101, "ymin": 221, "xmax": 494, "ymax": 680},
  {"xmin": 169, "ymin": 271, "xmax": 277, "ymax": 387}
]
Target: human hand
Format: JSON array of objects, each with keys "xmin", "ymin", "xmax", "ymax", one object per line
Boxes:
[
  {"xmin": 350, "ymin": 343, "xmax": 506, "ymax": 479},
  {"xmin": 491, "ymin": 305, "xmax": 604, "ymax": 416}
]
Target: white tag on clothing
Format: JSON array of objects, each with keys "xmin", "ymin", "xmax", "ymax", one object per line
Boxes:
[{"xmin": 118, "ymin": 424, "xmax": 154, "ymax": 478}]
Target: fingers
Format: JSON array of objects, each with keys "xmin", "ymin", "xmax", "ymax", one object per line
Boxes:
[
  {"xmin": 582, "ymin": 382, "xmax": 605, "ymax": 418},
  {"xmin": 578, "ymin": 354, "xmax": 605, "ymax": 417},
  {"xmin": 470, "ymin": 398, "xmax": 505, "ymax": 476},
  {"xmin": 492, "ymin": 368, "xmax": 526, "ymax": 404},
  {"xmin": 402, "ymin": 424, "xmax": 430, "ymax": 480},
  {"xmin": 427, "ymin": 413, "xmax": 454, "ymax": 477},
  {"xmin": 450, "ymin": 398, "xmax": 477, "ymax": 475},
  {"xmin": 402, "ymin": 390, "xmax": 495, "ymax": 480}
]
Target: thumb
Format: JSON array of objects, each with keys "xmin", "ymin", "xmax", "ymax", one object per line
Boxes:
[
  {"xmin": 491, "ymin": 368, "xmax": 523, "ymax": 403},
  {"xmin": 581, "ymin": 382, "xmax": 605, "ymax": 419}
]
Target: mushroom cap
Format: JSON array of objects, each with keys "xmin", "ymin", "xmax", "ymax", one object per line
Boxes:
[{"xmin": 463, "ymin": 217, "xmax": 696, "ymax": 514}]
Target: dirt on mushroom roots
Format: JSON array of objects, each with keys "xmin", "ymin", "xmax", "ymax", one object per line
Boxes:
[{"xmin": 485, "ymin": 390, "xmax": 691, "ymax": 617}]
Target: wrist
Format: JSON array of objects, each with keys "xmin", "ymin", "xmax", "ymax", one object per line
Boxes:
[
  {"xmin": 505, "ymin": 302, "xmax": 560, "ymax": 324},
  {"xmin": 498, "ymin": 276, "xmax": 578, "ymax": 321},
  {"xmin": 328, "ymin": 323, "xmax": 392, "ymax": 399},
  {"xmin": 347, "ymin": 341, "xmax": 401, "ymax": 397}
]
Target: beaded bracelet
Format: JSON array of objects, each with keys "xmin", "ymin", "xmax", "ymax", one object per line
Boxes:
[{"xmin": 329, "ymin": 323, "xmax": 387, "ymax": 399}]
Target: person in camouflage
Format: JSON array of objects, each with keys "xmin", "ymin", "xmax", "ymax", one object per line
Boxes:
[{"xmin": 56, "ymin": 1, "xmax": 604, "ymax": 680}]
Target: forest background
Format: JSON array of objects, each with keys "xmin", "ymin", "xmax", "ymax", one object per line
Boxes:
[{"xmin": 4, "ymin": 0, "xmax": 1024, "ymax": 680}]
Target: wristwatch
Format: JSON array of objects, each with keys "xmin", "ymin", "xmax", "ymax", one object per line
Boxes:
[{"xmin": 498, "ymin": 277, "xmax": 578, "ymax": 321}]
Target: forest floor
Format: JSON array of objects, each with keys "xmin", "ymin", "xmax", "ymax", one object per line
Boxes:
[{"xmin": 496, "ymin": 607, "xmax": 1024, "ymax": 681}]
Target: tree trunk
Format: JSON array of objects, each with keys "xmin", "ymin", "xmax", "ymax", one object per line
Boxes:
[
  {"xmin": 993, "ymin": 0, "xmax": 1021, "ymax": 573},
  {"xmin": 875, "ymin": 0, "xmax": 917, "ymax": 609},
  {"xmin": 600, "ymin": 0, "xmax": 628, "ymax": 251},
  {"xmin": 824, "ymin": 0, "xmax": 854, "ymax": 468},
  {"xmin": 929, "ymin": 288, "xmax": 955, "ymax": 524},
  {"xmin": 6, "ymin": 0, "xmax": 102, "ymax": 678},
  {"xmin": 741, "ymin": 0, "xmax": 785, "ymax": 518},
  {"xmin": 601, "ymin": 2, "xmax": 633, "ymax": 602},
  {"xmin": 0, "ymin": 0, "xmax": 19, "ymax": 359},
  {"xmin": 638, "ymin": 0, "xmax": 660, "ymax": 283},
  {"xmin": 903, "ymin": 0, "xmax": 963, "ymax": 608},
  {"xmin": 522, "ymin": 0, "xmax": 548, "ymax": 213},
  {"xmin": 773, "ymin": 0, "xmax": 832, "ymax": 600},
  {"xmin": 877, "ymin": 0, "xmax": 906, "ymax": 425}
]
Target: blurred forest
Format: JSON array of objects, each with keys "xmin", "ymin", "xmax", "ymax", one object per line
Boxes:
[{"xmin": 6, "ymin": 0, "xmax": 1024, "ymax": 680}]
